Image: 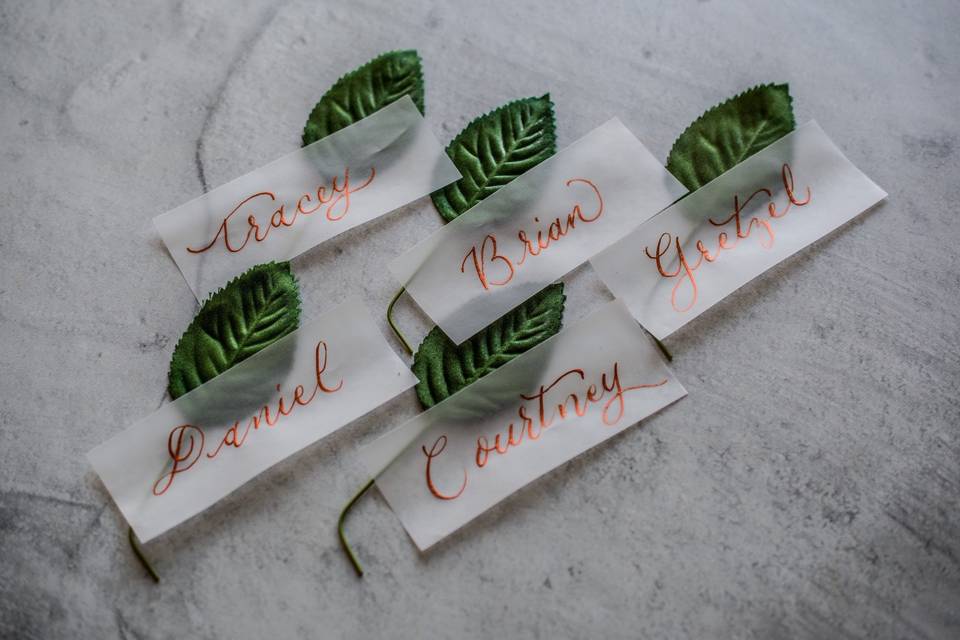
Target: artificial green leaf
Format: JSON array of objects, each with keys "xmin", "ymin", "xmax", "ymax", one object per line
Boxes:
[
  {"xmin": 167, "ymin": 262, "xmax": 301, "ymax": 399},
  {"xmin": 431, "ymin": 95, "xmax": 556, "ymax": 223},
  {"xmin": 302, "ymin": 50, "xmax": 424, "ymax": 146},
  {"xmin": 666, "ymin": 83, "xmax": 795, "ymax": 191},
  {"xmin": 412, "ymin": 283, "xmax": 565, "ymax": 408},
  {"xmin": 412, "ymin": 96, "xmax": 561, "ymax": 407}
]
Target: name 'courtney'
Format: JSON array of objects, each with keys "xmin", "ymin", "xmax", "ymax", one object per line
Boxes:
[{"xmin": 419, "ymin": 361, "xmax": 666, "ymax": 501}]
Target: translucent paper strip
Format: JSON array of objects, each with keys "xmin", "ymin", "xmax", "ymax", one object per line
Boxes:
[
  {"xmin": 591, "ymin": 121, "xmax": 887, "ymax": 339},
  {"xmin": 88, "ymin": 297, "xmax": 417, "ymax": 542},
  {"xmin": 154, "ymin": 96, "xmax": 461, "ymax": 300},
  {"xmin": 389, "ymin": 119, "xmax": 687, "ymax": 344},
  {"xmin": 359, "ymin": 300, "xmax": 687, "ymax": 551}
]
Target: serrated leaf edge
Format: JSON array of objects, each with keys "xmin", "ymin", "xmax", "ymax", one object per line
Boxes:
[
  {"xmin": 433, "ymin": 94, "xmax": 556, "ymax": 222},
  {"xmin": 665, "ymin": 82, "xmax": 794, "ymax": 172},
  {"xmin": 167, "ymin": 261, "xmax": 301, "ymax": 399},
  {"xmin": 412, "ymin": 283, "xmax": 566, "ymax": 408},
  {"xmin": 301, "ymin": 49, "xmax": 424, "ymax": 145}
]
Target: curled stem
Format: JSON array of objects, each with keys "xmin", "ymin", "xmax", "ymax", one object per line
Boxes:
[
  {"xmin": 128, "ymin": 527, "xmax": 160, "ymax": 582},
  {"xmin": 386, "ymin": 288, "xmax": 413, "ymax": 355},
  {"xmin": 338, "ymin": 478, "xmax": 375, "ymax": 577}
]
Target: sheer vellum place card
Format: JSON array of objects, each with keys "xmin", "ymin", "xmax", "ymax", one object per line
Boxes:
[
  {"xmin": 154, "ymin": 96, "xmax": 461, "ymax": 299},
  {"xmin": 358, "ymin": 300, "xmax": 687, "ymax": 551},
  {"xmin": 88, "ymin": 296, "xmax": 417, "ymax": 542},
  {"xmin": 389, "ymin": 118, "xmax": 687, "ymax": 344},
  {"xmin": 591, "ymin": 121, "xmax": 887, "ymax": 339}
]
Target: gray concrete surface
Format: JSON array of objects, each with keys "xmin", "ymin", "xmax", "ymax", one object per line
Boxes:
[{"xmin": 1, "ymin": 1, "xmax": 958, "ymax": 638}]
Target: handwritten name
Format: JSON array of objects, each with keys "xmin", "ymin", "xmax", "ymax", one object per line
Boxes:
[
  {"xmin": 152, "ymin": 341, "xmax": 343, "ymax": 495},
  {"xmin": 186, "ymin": 166, "xmax": 376, "ymax": 254},
  {"xmin": 645, "ymin": 163, "xmax": 811, "ymax": 312},
  {"xmin": 460, "ymin": 178, "xmax": 604, "ymax": 290},
  {"xmin": 420, "ymin": 361, "xmax": 666, "ymax": 501}
]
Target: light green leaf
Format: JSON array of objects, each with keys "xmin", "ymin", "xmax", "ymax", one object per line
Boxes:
[
  {"xmin": 167, "ymin": 262, "xmax": 301, "ymax": 399},
  {"xmin": 412, "ymin": 283, "xmax": 565, "ymax": 409},
  {"xmin": 431, "ymin": 95, "xmax": 556, "ymax": 223},
  {"xmin": 302, "ymin": 50, "xmax": 424, "ymax": 146},
  {"xmin": 666, "ymin": 83, "xmax": 795, "ymax": 191}
]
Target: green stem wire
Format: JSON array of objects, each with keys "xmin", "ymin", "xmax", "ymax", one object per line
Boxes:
[
  {"xmin": 341, "ymin": 289, "xmax": 412, "ymax": 576},
  {"xmin": 338, "ymin": 478, "xmax": 375, "ymax": 577},
  {"xmin": 128, "ymin": 527, "xmax": 160, "ymax": 582},
  {"xmin": 386, "ymin": 288, "xmax": 413, "ymax": 355}
]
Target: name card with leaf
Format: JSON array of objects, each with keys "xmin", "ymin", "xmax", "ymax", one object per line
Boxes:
[
  {"xmin": 155, "ymin": 95, "xmax": 460, "ymax": 299},
  {"xmin": 389, "ymin": 119, "xmax": 687, "ymax": 345},
  {"xmin": 592, "ymin": 121, "xmax": 886, "ymax": 338},
  {"xmin": 358, "ymin": 300, "xmax": 686, "ymax": 551},
  {"xmin": 89, "ymin": 296, "xmax": 417, "ymax": 543}
]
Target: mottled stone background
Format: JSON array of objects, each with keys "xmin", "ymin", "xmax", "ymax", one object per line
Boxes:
[{"xmin": 1, "ymin": 1, "xmax": 958, "ymax": 638}]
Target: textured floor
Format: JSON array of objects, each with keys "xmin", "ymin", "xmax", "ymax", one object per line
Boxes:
[{"xmin": 1, "ymin": 1, "xmax": 958, "ymax": 638}]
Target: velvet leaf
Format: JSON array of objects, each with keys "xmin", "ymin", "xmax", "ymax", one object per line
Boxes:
[
  {"xmin": 431, "ymin": 95, "xmax": 556, "ymax": 223},
  {"xmin": 666, "ymin": 83, "xmax": 795, "ymax": 191},
  {"xmin": 167, "ymin": 262, "xmax": 301, "ymax": 400},
  {"xmin": 412, "ymin": 283, "xmax": 565, "ymax": 409},
  {"xmin": 302, "ymin": 50, "xmax": 424, "ymax": 146}
]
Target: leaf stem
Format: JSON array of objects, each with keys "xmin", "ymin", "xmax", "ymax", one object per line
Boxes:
[
  {"xmin": 338, "ymin": 478, "xmax": 375, "ymax": 577},
  {"xmin": 386, "ymin": 288, "xmax": 413, "ymax": 355},
  {"xmin": 128, "ymin": 527, "xmax": 160, "ymax": 582}
]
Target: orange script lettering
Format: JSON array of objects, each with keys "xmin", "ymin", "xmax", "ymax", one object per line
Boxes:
[
  {"xmin": 460, "ymin": 178, "xmax": 604, "ymax": 290},
  {"xmin": 186, "ymin": 166, "xmax": 376, "ymax": 254},
  {"xmin": 152, "ymin": 341, "xmax": 344, "ymax": 496},
  {"xmin": 420, "ymin": 361, "xmax": 666, "ymax": 501},
  {"xmin": 645, "ymin": 163, "xmax": 811, "ymax": 312}
]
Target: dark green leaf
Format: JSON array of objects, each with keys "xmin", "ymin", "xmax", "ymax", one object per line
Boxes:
[
  {"xmin": 412, "ymin": 96, "xmax": 562, "ymax": 407},
  {"xmin": 167, "ymin": 262, "xmax": 301, "ymax": 399},
  {"xmin": 666, "ymin": 83, "xmax": 795, "ymax": 191},
  {"xmin": 302, "ymin": 50, "xmax": 424, "ymax": 146},
  {"xmin": 412, "ymin": 283, "xmax": 565, "ymax": 408},
  {"xmin": 431, "ymin": 95, "xmax": 556, "ymax": 223}
]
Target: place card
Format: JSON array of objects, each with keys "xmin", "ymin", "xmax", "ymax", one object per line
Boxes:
[
  {"xmin": 88, "ymin": 296, "xmax": 418, "ymax": 542},
  {"xmin": 591, "ymin": 121, "xmax": 887, "ymax": 339},
  {"xmin": 389, "ymin": 118, "xmax": 687, "ymax": 344},
  {"xmin": 155, "ymin": 96, "xmax": 461, "ymax": 299},
  {"xmin": 358, "ymin": 300, "xmax": 686, "ymax": 550}
]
